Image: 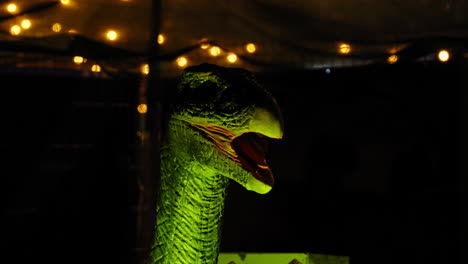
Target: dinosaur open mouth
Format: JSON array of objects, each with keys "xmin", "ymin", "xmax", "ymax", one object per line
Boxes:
[{"xmin": 231, "ymin": 132, "xmax": 274, "ymax": 187}]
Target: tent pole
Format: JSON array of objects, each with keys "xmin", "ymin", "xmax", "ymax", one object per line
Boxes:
[
  {"xmin": 459, "ymin": 55, "xmax": 468, "ymax": 264},
  {"xmin": 135, "ymin": 0, "xmax": 162, "ymax": 263}
]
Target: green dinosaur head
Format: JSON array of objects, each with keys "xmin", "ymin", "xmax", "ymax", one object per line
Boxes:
[{"xmin": 167, "ymin": 63, "xmax": 283, "ymax": 194}]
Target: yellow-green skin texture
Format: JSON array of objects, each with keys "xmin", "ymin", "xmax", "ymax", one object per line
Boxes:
[{"xmin": 149, "ymin": 63, "xmax": 283, "ymax": 264}]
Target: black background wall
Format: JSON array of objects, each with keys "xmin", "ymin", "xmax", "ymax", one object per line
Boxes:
[
  {"xmin": 2, "ymin": 69, "xmax": 140, "ymax": 264},
  {"xmin": 2, "ymin": 61, "xmax": 464, "ymax": 264},
  {"xmin": 222, "ymin": 62, "xmax": 462, "ymax": 264}
]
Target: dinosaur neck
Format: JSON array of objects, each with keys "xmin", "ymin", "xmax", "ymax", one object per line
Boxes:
[{"xmin": 150, "ymin": 120, "xmax": 230, "ymax": 264}]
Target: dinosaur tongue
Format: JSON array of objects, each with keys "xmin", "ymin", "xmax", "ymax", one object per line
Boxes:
[{"xmin": 232, "ymin": 133, "xmax": 274, "ymax": 186}]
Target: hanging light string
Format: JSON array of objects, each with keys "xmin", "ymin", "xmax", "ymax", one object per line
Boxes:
[
  {"xmin": 0, "ymin": 1, "xmax": 60, "ymax": 23},
  {"xmin": 0, "ymin": 1, "xmax": 459, "ymax": 76}
]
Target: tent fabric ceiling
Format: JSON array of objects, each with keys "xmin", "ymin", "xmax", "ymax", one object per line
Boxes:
[{"xmin": 0, "ymin": 0, "xmax": 467, "ymax": 75}]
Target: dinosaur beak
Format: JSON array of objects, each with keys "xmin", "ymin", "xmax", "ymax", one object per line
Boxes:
[
  {"xmin": 194, "ymin": 104, "xmax": 284, "ymax": 195},
  {"xmin": 248, "ymin": 105, "xmax": 284, "ymax": 140},
  {"xmin": 231, "ymin": 105, "xmax": 284, "ymax": 194}
]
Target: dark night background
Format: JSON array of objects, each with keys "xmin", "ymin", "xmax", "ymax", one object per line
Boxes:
[{"xmin": 2, "ymin": 59, "xmax": 465, "ymax": 264}]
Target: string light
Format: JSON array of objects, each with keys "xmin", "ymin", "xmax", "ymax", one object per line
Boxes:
[
  {"xmin": 52, "ymin": 23, "xmax": 62, "ymax": 32},
  {"xmin": 106, "ymin": 30, "xmax": 118, "ymax": 41},
  {"xmin": 338, "ymin": 43, "xmax": 351, "ymax": 54},
  {"xmin": 21, "ymin": 19, "xmax": 31, "ymax": 29},
  {"xmin": 91, "ymin": 64, "xmax": 101, "ymax": 72},
  {"xmin": 0, "ymin": 5, "xmax": 454, "ymax": 74},
  {"xmin": 10, "ymin": 25, "xmax": 21, "ymax": 35},
  {"xmin": 438, "ymin": 49, "xmax": 450, "ymax": 62},
  {"xmin": 209, "ymin": 46, "xmax": 221, "ymax": 56},
  {"xmin": 141, "ymin": 64, "xmax": 149, "ymax": 75},
  {"xmin": 73, "ymin": 56, "xmax": 85, "ymax": 64},
  {"xmin": 157, "ymin": 34, "xmax": 165, "ymax": 45},
  {"xmin": 176, "ymin": 57, "xmax": 188, "ymax": 67},
  {"xmin": 387, "ymin": 54, "xmax": 398, "ymax": 64},
  {"xmin": 226, "ymin": 53, "xmax": 238, "ymax": 63},
  {"xmin": 246, "ymin": 43, "xmax": 256, "ymax": 53},
  {"xmin": 137, "ymin": 103, "xmax": 147, "ymax": 114},
  {"xmin": 6, "ymin": 3, "xmax": 17, "ymax": 13}
]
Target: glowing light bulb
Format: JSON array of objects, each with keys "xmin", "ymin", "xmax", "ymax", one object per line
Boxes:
[
  {"xmin": 52, "ymin": 23, "xmax": 62, "ymax": 32},
  {"xmin": 226, "ymin": 53, "xmax": 238, "ymax": 63},
  {"xmin": 73, "ymin": 56, "xmax": 84, "ymax": 64},
  {"xmin": 137, "ymin": 104, "xmax": 147, "ymax": 114},
  {"xmin": 10, "ymin": 25, "xmax": 21, "ymax": 35},
  {"xmin": 338, "ymin": 43, "xmax": 351, "ymax": 54},
  {"xmin": 246, "ymin": 43, "xmax": 256, "ymax": 53},
  {"xmin": 200, "ymin": 43, "xmax": 210, "ymax": 49},
  {"xmin": 91, "ymin": 64, "xmax": 101, "ymax": 72},
  {"xmin": 387, "ymin": 54, "xmax": 398, "ymax": 64},
  {"xmin": 157, "ymin": 34, "xmax": 165, "ymax": 45},
  {"xmin": 60, "ymin": 0, "xmax": 70, "ymax": 5},
  {"xmin": 6, "ymin": 3, "xmax": 17, "ymax": 13},
  {"xmin": 68, "ymin": 29, "xmax": 78, "ymax": 34},
  {"xmin": 106, "ymin": 30, "xmax": 118, "ymax": 41},
  {"xmin": 176, "ymin": 57, "xmax": 188, "ymax": 67},
  {"xmin": 21, "ymin": 19, "xmax": 31, "ymax": 29},
  {"xmin": 438, "ymin": 49, "xmax": 450, "ymax": 62},
  {"xmin": 209, "ymin": 46, "xmax": 221, "ymax": 56},
  {"xmin": 141, "ymin": 64, "xmax": 150, "ymax": 75}
]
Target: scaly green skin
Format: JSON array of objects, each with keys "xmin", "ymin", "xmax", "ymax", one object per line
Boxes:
[
  {"xmin": 150, "ymin": 120, "xmax": 228, "ymax": 263},
  {"xmin": 149, "ymin": 64, "xmax": 283, "ymax": 264}
]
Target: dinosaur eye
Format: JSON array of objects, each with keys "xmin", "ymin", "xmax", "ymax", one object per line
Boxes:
[{"xmin": 191, "ymin": 81, "xmax": 219, "ymax": 101}]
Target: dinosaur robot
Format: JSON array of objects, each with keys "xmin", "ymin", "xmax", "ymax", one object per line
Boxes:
[{"xmin": 149, "ymin": 63, "xmax": 283, "ymax": 264}]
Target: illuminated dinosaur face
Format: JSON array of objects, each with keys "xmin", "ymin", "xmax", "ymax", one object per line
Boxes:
[{"xmin": 169, "ymin": 63, "xmax": 283, "ymax": 194}]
